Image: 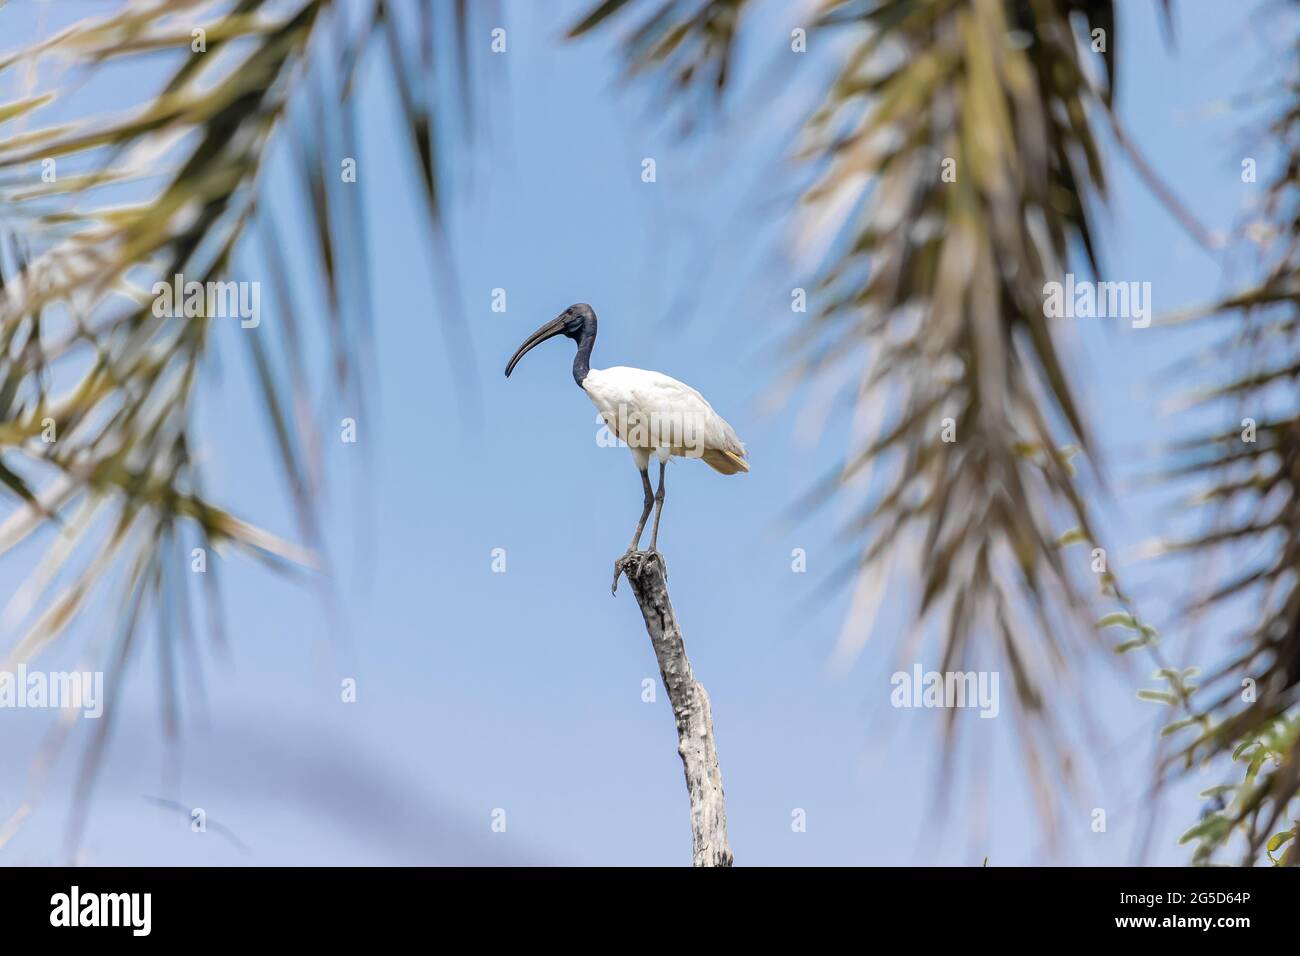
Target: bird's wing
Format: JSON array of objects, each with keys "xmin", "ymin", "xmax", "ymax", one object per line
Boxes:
[{"xmin": 628, "ymin": 373, "xmax": 747, "ymax": 458}]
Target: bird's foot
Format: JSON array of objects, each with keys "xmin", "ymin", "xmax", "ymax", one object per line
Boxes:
[
  {"xmin": 611, "ymin": 548, "xmax": 664, "ymax": 595},
  {"xmin": 611, "ymin": 550, "xmax": 638, "ymax": 595}
]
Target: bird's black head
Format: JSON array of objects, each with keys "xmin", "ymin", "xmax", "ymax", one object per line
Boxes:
[
  {"xmin": 559, "ymin": 303, "xmax": 596, "ymax": 340},
  {"xmin": 504, "ymin": 303, "xmax": 598, "ymax": 379}
]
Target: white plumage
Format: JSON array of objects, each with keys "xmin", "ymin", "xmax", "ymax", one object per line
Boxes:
[{"xmin": 582, "ymin": 366, "xmax": 749, "ymax": 475}]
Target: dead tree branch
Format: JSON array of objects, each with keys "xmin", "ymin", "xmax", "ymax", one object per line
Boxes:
[{"xmin": 615, "ymin": 550, "xmax": 733, "ymax": 867}]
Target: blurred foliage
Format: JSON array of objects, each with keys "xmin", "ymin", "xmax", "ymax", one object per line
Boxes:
[
  {"xmin": 0, "ymin": 0, "xmax": 488, "ymax": 851},
  {"xmin": 1152, "ymin": 22, "xmax": 1300, "ymax": 866},
  {"xmin": 1178, "ymin": 713, "xmax": 1299, "ymax": 866}
]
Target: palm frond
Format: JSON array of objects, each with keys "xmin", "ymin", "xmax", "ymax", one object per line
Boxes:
[
  {"xmin": 0, "ymin": 0, "xmax": 490, "ymax": 850},
  {"xmin": 1155, "ymin": 30, "xmax": 1300, "ymax": 865},
  {"xmin": 568, "ymin": 0, "xmax": 747, "ymax": 133}
]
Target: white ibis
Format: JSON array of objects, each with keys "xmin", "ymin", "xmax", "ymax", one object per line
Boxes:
[{"xmin": 505, "ymin": 303, "xmax": 748, "ymax": 587}]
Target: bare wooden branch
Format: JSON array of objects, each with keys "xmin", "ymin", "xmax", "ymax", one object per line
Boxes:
[{"xmin": 615, "ymin": 550, "xmax": 733, "ymax": 867}]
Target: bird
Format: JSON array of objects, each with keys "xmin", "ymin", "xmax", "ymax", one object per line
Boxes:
[{"xmin": 505, "ymin": 303, "xmax": 748, "ymax": 589}]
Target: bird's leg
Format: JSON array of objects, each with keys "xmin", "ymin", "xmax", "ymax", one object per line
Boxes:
[
  {"xmin": 612, "ymin": 469, "xmax": 655, "ymax": 594},
  {"xmin": 648, "ymin": 459, "xmax": 667, "ymax": 552},
  {"xmin": 629, "ymin": 468, "xmax": 654, "ymax": 551}
]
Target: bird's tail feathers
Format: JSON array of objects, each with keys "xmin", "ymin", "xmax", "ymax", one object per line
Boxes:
[{"xmin": 703, "ymin": 448, "xmax": 749, "ymax": 475}]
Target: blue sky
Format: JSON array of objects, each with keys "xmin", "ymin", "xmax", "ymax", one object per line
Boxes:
[{"xmin": 0, "ymin": 0, "xmax": 1288, "ymax": 865}]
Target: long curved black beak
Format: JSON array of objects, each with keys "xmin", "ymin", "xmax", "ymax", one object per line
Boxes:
[{"xmin": 504, "ymin": 316, "xmax": 566, "ymax": 377}]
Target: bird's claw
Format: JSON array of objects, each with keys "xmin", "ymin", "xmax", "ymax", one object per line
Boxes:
[
  {"xmin": 611, "ymin": 549, "xmax": 663, "ymax": 595},
  {"xmin": 611, "ymin": 551, "xmax": 636, "ymax": 595}
]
